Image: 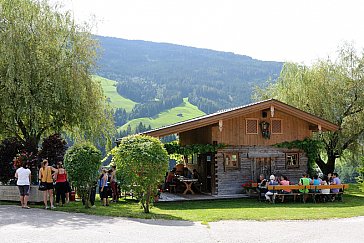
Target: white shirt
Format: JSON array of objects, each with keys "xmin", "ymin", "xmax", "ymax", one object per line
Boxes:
[{"xmin": 16, "ymin": 167, "xmax": 31, "ymax": 186}]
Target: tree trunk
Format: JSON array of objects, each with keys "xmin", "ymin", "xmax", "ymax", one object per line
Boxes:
[
  {"xmin": 144, "ymin": 189, "xmax": 151, "ymax": 213},
  {"xmin": 316, "ymin": 153, "xmax": 336, "ymax": 175},
  {"xmin": 24, "ymin": 136, "xmax": 39, "ymax": 154}
]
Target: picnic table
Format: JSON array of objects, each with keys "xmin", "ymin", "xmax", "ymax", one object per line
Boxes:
[
  {"xmin": 177, "ymin": 177, "xmax": 199, "ymax": 194},
  {"xmin": 266, "ymin": 184, "xmax": 349, "ymax": 203}
]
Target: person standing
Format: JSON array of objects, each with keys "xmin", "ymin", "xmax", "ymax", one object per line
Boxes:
[
  {"xmin": 15, "ymin": 162, "xmax": 32, "ymax": 209},
  {"xmin": 39, "ymin": 159, "xmax": 56, "ymax": 209},
  {"xmin": 54, "ymin": 162, "xmax": 67, "ymax": 206},
  {"xmin": 110, "ymin": 165, "xmax": 118, "ymax": 203},
  {"xmin": 299, "ymin": 173, "xmax": 310, "ymax": 202},
  {"xmin": 99, "ymin": 169, "xmax": 109, "ymax": 206}
]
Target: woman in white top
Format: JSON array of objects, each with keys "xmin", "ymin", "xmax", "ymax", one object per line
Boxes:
[
  {"xmin": 320, "ymin": 175, "xmax": 330, "ymax": 202},
  {"xmin": 15, "ymin": 162, "xmax": 32, "ymax": 209}
]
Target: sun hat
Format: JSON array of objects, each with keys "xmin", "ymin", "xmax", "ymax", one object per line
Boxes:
[{"xmin": 269, "ymin": 175, "xmax": 275, "ymax": 180}]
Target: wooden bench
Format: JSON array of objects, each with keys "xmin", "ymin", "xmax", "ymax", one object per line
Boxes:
[
  {"xmin": 306, "ymin": 184, "xmax": 349, "ymax": 203},
  {"xmin": 267, "ymin": 185, "xmax": 306, "ymax": 203},
  {"xmin": 267, "ymin": 184, "xmax": 349, "ymax": 203}
]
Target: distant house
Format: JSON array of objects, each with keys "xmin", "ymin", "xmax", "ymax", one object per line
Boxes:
[{"xmin": 142, "ymin": 99, "xmax": 338, "ymax": 195}]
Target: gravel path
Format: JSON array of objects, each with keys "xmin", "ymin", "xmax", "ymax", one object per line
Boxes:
[{"xmin": 1, "ymin": 205, "xmax": 363, "ymax": 243}]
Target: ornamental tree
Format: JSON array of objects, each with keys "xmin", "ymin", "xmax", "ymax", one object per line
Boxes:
[
  {"xmin": 0, "ymin": 0, "xmax": 114, "ymax": 153},
  {"xmin": 255, "ymin": 44, "xmax": 364, "ymax": 174},
  {"xmin": 0, "ymin": 137, "xmax": 24, "ymax": 184},
  {"xmin": 112, "ymin": 135, "xmax": 169, "ymax": 213},
  {"xmin": 39, "ymin": 134, "xmax": 67, "ymax": 166},
  {"xmin": 64, "ymin": 143, "xmax": 101, "ymax": 208}
]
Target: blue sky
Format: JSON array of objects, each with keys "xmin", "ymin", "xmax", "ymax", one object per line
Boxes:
[{"xmin": 57, "ymin": 0, "xmax": 364, "ymax": 64}]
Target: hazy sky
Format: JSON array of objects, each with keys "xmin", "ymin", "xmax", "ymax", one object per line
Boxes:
[{"xmin": 57, "ymin": 0, "xmax": 364, "ymax": 64}]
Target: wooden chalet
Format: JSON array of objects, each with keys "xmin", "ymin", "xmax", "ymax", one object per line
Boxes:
[{"xmin": 143, "ymin": 99, "xmax": 338, "ymax": 196}]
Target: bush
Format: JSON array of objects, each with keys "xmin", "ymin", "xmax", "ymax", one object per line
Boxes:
[
  {"xmin": 64, "ymin": 143, "xmax": 101, "ymax": 208},
  {"xmin": 0, "ymin": 138, "xmax": 24, "ymax": 184},
  {"xmin": 112, "ymin": 135, "xmax": 169, "ymax": 213}
]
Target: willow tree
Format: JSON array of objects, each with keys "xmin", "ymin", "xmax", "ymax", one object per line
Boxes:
[
  {"xmin": 0, "ymin": 0, "xmax": 114, "ymax": 152},
  {"xmin": 255, "ymin": 44, "xmax": 364, "ymax": 174}
]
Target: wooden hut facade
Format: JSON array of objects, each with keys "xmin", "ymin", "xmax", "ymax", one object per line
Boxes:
[{"xmin": 144, "ymin": 99, "xmax": 338, "ymax": 195}]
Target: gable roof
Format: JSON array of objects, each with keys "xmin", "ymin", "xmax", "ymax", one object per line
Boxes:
[{"xmin": 140, "ymin": 99, "xmax": 339, "ymax": 138}]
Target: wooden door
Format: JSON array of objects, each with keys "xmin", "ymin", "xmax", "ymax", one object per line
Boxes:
[{"xmin": 253, "ymin": 158, "xmax": 271, "ymax": 181}]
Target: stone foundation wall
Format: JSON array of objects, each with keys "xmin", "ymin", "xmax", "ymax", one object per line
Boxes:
[
  {"xmin": 215, "ymin": 146, "xmax": 307, "ymax": 195},
  {"xmin": 0, "ymin": 185, "xmax": 43, "ymax": 202}
]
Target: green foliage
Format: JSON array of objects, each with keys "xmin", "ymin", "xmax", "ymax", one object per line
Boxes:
[
  {"xmin": 64, "ymin": 143, "xmax": 102, "ymax": 208},
  {"xmin": 164, "ymin": 141, "xmax": 226, "ymax": 156},
  {"xmin": 275, "ymin": 138, "xmax": 323, "ymax": 175},
  {"xmin": 0, "ymin": 0, "xmax": 115, "ymax": 152},
  {"xmin": 255, "ymin": 43, "xmax": 364, "ymax": 174},
  {"xmin": 112, "ymin": 135, "xmax": 169, "ymax": 213}
]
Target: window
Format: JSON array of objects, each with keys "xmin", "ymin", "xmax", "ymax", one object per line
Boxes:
[
  {"xmin": 187, "ymin": 154, "xmax": 198, "ymax": 164},
  {"xmin": 246, "ymin": 119, "xmax": 258, "ymax": 134},
  {"xmin": 286, "ymin": 153, "xmax": 299, "ymax": 168},
  {"xmin": 271, "ymin": 119, "xmax": 282, "ymax": 134},
  {"xmin": 224, "ymin": 153, "xmax": 239, "ymax": 168}
]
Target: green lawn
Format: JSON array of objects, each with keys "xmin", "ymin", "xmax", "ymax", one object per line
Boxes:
[
  {"xmin": 118, "ymin": 97, "xmax": 205, "ymax": 132},
  {"xmin": 95, "ymin": 75, "xmax": 137, "ymax": 112},
  {"xmin": 24, "ymin": 184, "xmax": 364, "ymax": 222}
]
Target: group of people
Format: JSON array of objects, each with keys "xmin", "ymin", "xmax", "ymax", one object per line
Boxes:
[
  {"xmin": 257, "ymin": 172, "xmax": 341, "ymax": 203},
  {"xmin": 15, "ymin": 159, "xmax": 71, "ymax": 209},
  {"xmin": 164, "ymin": 167, "xmax": 200, "ymax": 193},
  {"xmin": 97, "ymin": 166, "xmax": 118, "ymax": 207},
  {"xmin": 15, "ymin": 159, "xmax": 119, "ymax": 209}
]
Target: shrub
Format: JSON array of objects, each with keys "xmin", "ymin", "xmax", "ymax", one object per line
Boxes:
[
  {"xmin": 0, "ymin": 138, "xmax": 24, "ymax": 184},
  {"xmin": 64, "ymin": 143, "xmax": 101, "ymax": 208},
  {"xmin": 112, "ymin": 135, "xmax": 169, "ymax": 213}
]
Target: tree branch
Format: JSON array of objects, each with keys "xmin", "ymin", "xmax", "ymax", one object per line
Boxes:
[
  {"xmin": 16, "ymin": 118, "xmax": 28, "ymax": 139},
  {"xmin": 342, "ymin": 128, "xmax": 364, "ymax": 151}
]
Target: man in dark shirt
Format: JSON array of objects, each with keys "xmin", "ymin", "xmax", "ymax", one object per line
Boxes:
[{"xmin": 257, "ymin": 174, "xmax": 267, "ymax": 201}]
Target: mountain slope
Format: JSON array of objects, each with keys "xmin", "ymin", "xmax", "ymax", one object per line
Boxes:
[
  {"xmin": 95, "ymin": 35, "xmax": 283, "ymax": 114},
  {"xmin": 96, "ymin": 75, "xmax": 137, "ymax": 112},
  {"xmin": 118, "ymin": 98, "xmax": 205, "ymax": 132}
]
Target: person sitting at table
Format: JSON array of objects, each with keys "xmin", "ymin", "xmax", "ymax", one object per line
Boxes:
[
  {"xmin": 320, "ymin": 175, "xmax": 331, "ymax": 202},
  {"xmin": 265, "ymin": 175, "xmax": 278, "ymax": 203},
  {"xmin": 330, "ymin": 172, "xmax": 341, "ymax": 201},
  {"xmin": 165, "ymin": 168, "xmax": 176, "ymax": 192},
  {"xmin": 192, "ymin": 169, "xmax": 202, "ymax": 193},
  {"xmin": 279, "ymin": 175, "xmax": 291, "ymax": 203},
  {"xmin": 257, "ymin": 174, "xmax": 267, "ymax": 200},
  {"xmin": 192, "ymin": 169, "xmax": 200, "ymax": 180},
  {"xmin": 183, "ymin": 167, "xmax": 192, "ymax": 179}
]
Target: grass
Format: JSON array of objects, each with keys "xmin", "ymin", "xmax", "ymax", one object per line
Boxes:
[
  {"xmin": 118, "ymin": 97, "xmax": 205, "ymax": 132},
  {"xmin": 95, "ymin": 75, "xmax": 137, "ymax": 112},
  {"xmin": 18, "ymin": 184, "xmax": 364, "ymax": 222}
]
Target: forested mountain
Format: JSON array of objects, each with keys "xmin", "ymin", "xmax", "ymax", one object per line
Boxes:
[{"xmin": 95, "ymin": 36, "xmax": 283, "ymax": 114}]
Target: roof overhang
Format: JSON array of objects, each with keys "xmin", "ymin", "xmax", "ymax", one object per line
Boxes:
[{"xmin": 139, "ymin": 99, "xmax": 339, "ymax": 138}]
